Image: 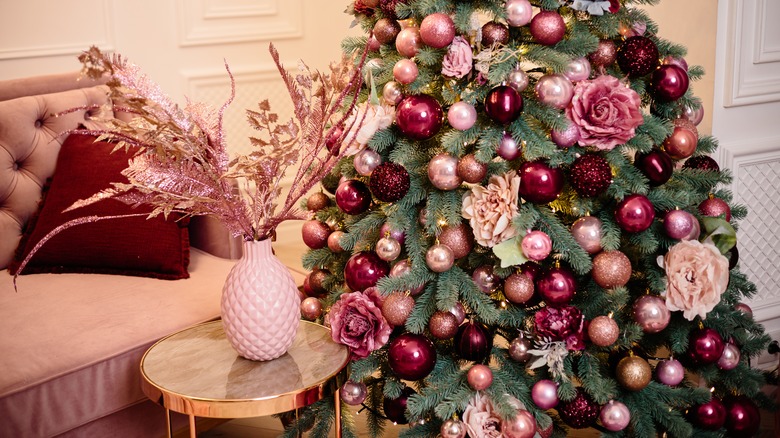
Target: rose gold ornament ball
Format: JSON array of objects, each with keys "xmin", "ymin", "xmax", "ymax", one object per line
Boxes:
[
  {"xmin": 502, "ymin": 409, "xmax": 537, "ymax": 438},
  {"xmin": 429, "ymin": 310, "xmax": 459, "ymax": 340},
  {"xmin": 300, "ymin": 297, "xmax": 322, "ymax": 320},
  {"xmin": 439, "ymin": 222, "xmax": 474, "ymax": 259},
  {"xmin": 616, "ymin": 355, "xmax": 652, "ymax": 391},
  {"xmin": 589, "ymin": 40, "xmax": 618, "ymax": 67},
  {"xmin": 588, "ymin": 315, "xmax": 620, "ymax": 347},
  {"xmin": 382, "ymin": 291, "xmax": 415, "ymax": 327},
  {"xmin": 592, "ymin": 250, "xmax": 632, "ymax": 288},
  {"xmin": 504, "ymin": 272, "xmax": 535, "ymax": 304},
  {"xmin": 467, "ymin": 364, "xmax": 494, "ymax": 390},
  {"xmin": 419, "ymin": 12, "xmax": 456, "ymax": 49},
  {"xmin": 457, "ymin": 154, "xmax": 488, "ymax": 183},
  {"xmin": 327, "ymin": 230, "xmax": 345, "ymax": 253},
  {"xmin": 373, "ymin": 18, "xmax": 401, "ymax": 44},
  {"xmin": 306, "ymin": 192, "xmax": 331, "ymax": 211}
]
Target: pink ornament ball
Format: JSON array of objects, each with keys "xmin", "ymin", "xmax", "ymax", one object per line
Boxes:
[
  {"xmin": 467, "ymin": 364, "xmax": 493, "ymax": 390},
  {"xmin": 682, "ymin": 103, "xmax": 705, "ymax": 126},
  {"xmin": 484, "ymin": 85, "xmax": 523, "ymax": 124},
  {"xmin": 521, "ymin": 230, "xmax": 552, "ymax": 261},
  {"xmin": 354, "ymin": 147, "xmax": 383, "ymax": 176},
  {"xmin": 366, "ymin": 35, "xmax": 381, "ymax": 52},
  {"xmin": 340, "ymin": 380, "xmax": 368, "ymax": 406},
  {"xmin": 396, "ymin": 26, "xmax": 422, "ymax": 58},
  {"xmin": 419, "ymin": 13, "xmax": 455, "ymax": 49},
  {"xmin": 497, "ymin": 132, "xmax": 521, "ymax": 160},
  {"xmin": 651, "ymin": 64, "xmax": 689, "ymax": 102},
  {"xmin": 530, "ymin": 10, "xmax": 566, "ymax": 46},
  {"xmin": 440, "ymin": 419, "xmax": 467, "ymax": 438},
  {"xmin": 389, "ymin": 259, "xmax": 425, "ymax": 296},
  {"xmin": 300, "ymin": 297, "xmax": 323, "ymax": 320},
  {"xmin": 393, "ymin": 58, "xmax": 419, "ymax": 85},
  {"xmin": 717, "ymin": 343, "xmax": 741, "ymax": 370},
  {"xmin": 301, "ymin": 219, "xmax": 332, "ymax": 249},
  {"xmin": 472, "ymin": 265, "xmax": 499, "ymax": 293},
  {"xmin": 655, "ymin": 358, "xmax": 685, "ymax": 386},
  {"xmin": 633, "ymin": 295, "xmax": 670, "ymax": 333},
  {"xmin": 570, "ymin": 216, "xmax": 602, "ymax": 254},
  {"xmin": 457, "ymin": 154, "xmax": 488, "ymax": 183},
  {"xmin": 564, "ymin": 57, "xmax": 591, "ymax": 82},
  {"xmin": 481, "ymin": 21, "xmax": 510, "ymax": 47},
  {"xmin": 396, "ymin": 94, "xmax": 443, "ymax": 140},
  {"xmin": 698, "ymin": 196, "xmax": 732, "ymax": 221},
  {"xmin": 663, "ymin": 126, "xmax": 698, "ymax": 160},
  {"xmin": 531, "ymin": 379, "xmax": 559, "ymax": 409},
  {"xmin": 614, "ymin": 194, "xmax": 655, "ymax": 233},
  {"xmin": 663, "ymin": 209, "xmax": 697, "ymax": 240},
  {"xmin": 600, "ymin": 400, "xmax": 631, "ymax": 432},
  {"xmin": 505, "ymin": 0, "xmax": 533, "ymax": 27},
  {"xmin": 447, "ymin": 101, "xmax": 478, "ymax": 131},
  {"xmin": 426, "ymin": 243, "xmax": 455, "ymax": 273},
  {"xmin": 507, "ymin": 68, "xmax": 529, "ymax": 92},
  {"xmin": 535, "ymin": 74, "xmax": 574, "ymax": 109},
  {"xmin": 382, "ymin": 81, "xmax": 404, "ymax": 105},
  {"xmin": 388, "ymin": 332, "xmax": 436, "ymax": 381},
  {"xmin": 428, "ymin": 153, "xmax": 462, "ymax": 190},
  {"xmin": 501, "ymin": 410, "xmax": 537, "ymax": 438},
  {"xmin": 551, "ymin": 121, "xmax": 580, "ymax": 148},
  {"xmin": 327, "ymin": 230, "xmax": 346, "ymax": 253}
]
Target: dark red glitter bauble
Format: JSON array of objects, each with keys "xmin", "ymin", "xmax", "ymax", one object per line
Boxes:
[
  {"xmin": 569, "ymin": 153, "xmax": 612, "ymax": 198},
  {"xmin": 370, "ymin": 162, "xmax": 410, "ymax": 202},
  {"xmin": 617, "ymin": 36, "xmax": 660, "ymax": 77},
  {"xmin": 557, "ymin": 388, "xmax": 600, "ymax": 429},
  {"xmin": 683, "ymin": 155, "xmax": 720, "ymax": 172},
  {"xmin": 379, "ymin": 0, "xmax": 407, "ymax": 19},
  {"xmin": 481, "ymin": 21, "xmax": 510, "ymax": 47}
]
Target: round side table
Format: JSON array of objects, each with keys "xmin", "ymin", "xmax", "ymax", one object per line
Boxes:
[{"xmin": 140, "ymin": 320, "xmax": 349, "ymax": 438}]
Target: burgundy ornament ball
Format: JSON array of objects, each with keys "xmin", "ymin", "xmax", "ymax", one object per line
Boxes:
[
  {"xmin": 682, "ymin": 102, "xmax": 705, "ymax": 126},
  {"xmin": 481, "ymin": 21, "xmax": 509, "ymax": 47},
  {"xmin": 439, "ymin": 222, "xmax": 474, "ymax": 259},
  {"xmin": 383, "ymin": 387, "xmax": 415, "ymax": 424},
  {"xmin": 370, "ymin": 162, "xmax": 410, "ymax": 202},
  {"xmin": 633, "ymin": 295, "xmax": 671, "ymax": 333},
  {"xmin": 467, "ymin": 364, "xmax": 493, "ymax": 390},
  {"xmin": 614, "ymin": 194, "xmax": 655, "ymax": 233},
  {"xmin": 379, "ymin": 0, "xmax": 405, "ymax": 19},
  {"xmin": 589, "ymin": 39, "xmax": 617, "ymax": 67},
  {"xmin": 535, "ymin": 74, "xmax": 574, "ymax": 109},
  {"xmin": 340, "ymin": 380, "xmax": 368, "ymax": 406},
  {"xmin": 304, "ymin": 268, "xmax": 330, "ymax": 298},
  {"xmin": 449, "ymin": 302, "xmax": 466, "ymax": 325},
  {"xmin": 484, "ymin": 85, "xmax": 523, "ymax": 124},
  {"xmin": 457, "ymin": 154, "xmax": 488, "ymax": 183},
  {"xmin": 536, "ymin": 265, "xmax": 577, "ymax": 305},
  {"xmin": 600, "ymin": 400, "xmax": 631, "ymax": 432},
  {"xmin": 396, "ymin": 94, "xmax": 443, "ymax": 140},
  {"xmin": 393, "ymin": 58, "xmax": 418, "ymax": 85},
  {"xmin": 651, "ymin": 64, "xmax": 690, "ymax": 101},
  {"xmin": 344, "ymin": 251, "xmax": 390, "ymax": 291},
  {"xmin": 698, "ymin": 196, "xmax": 731, "ymax": 221},
  {"xmin": 335, "ymin": 179, "xmax": 372, "ymax": 215},
  {"xmin": 497, "ymin": 132, "xmax": 522, "ymax": 161},
  {"xmin": 735, "ymin": 301, "xmax": 752, "ymax": 315},
  {"xmin": 429, "ymin": 311, "xmax": 459, "ymax": 340},
  {"xmin": 388, "ymin": 332, "xmax": 436, "ymax": 381},
  {"xmin": 663, "ymin": 209, "xmax": 697, "ymax": 240},
  {"xmin": 557, "ymin": 388, "xmax": 600, "ymax": 429},
  {"xmin": 301, "ymin": 219, "xmax": 332, "ymax": 249},
  {"xmin": 663, "ymin": 126, "xmax": 698, "ymax": 160},
  {"xmin": 379, "ymin": 222, "xmax": 406, "ymax": 246},
  {"xmin": 518, "ymin": 160, "xmax": 564, "ymax": 204},
  {"xmin": 530, "ymin": 10, "xmax": 566, "ymax": 46},
  {"xmin": 521, "ymin": 230, "xmax": 552, "ymax": 261},
  {"xmin": 655, "ymin": 358, "xmax": 685, "ymax": 386},
  {"xmin": 724, "ymin": 395, "xmax": 761, "ymax": 436},
  {"xmin": 636, "ymin": 149, "xmax": 674, "ymax": 186},
  {"xmin": 505, "ymin": 0, "xmax": 533, "ymax": 27},
  {"xmin": 571, "ymin": 216, "xmax": 603, "ymax": 254},
  {"xmin": 455, "ymin": 321, "xmax": 492, "ymax": 362},
  {"xmin": 592, "ymin": 250, "xmax": 632, "ymax": 289},
  {"xmin": 382, "ymin": 291, "xmax": 415, "ymax": 327},
  {"xmin": 691, "ymin": 397, "xmax": 727, "ymax": 430},
  {"xmin": 569, "ymin": 153, "xmax": 612, "ymax": 198},
  {"xmin": 504, "ymin": 272, "xmax": 535, "ymax": 305},
  {"xmin": 419, "ymin": 13, "xmax": 455, "ymax": 49},
  {"xmin": 531, "ymin": 379, "xmax": 559, "ymax": 409},
  {"xmin": 373, "ymin": 18, "xmax": 401, "ymax": 44},
  {"xmin": 683, "ymin": 155, "xmax": 720, "ymax": 172},
  {"xmin": 395, "ymin": 26, "xmax": 422, "ymax": 58},
  {"xmin": 428, "ymin": 153, "xmax": 462, "ymax": 190},
  {"xmin": 447, "ymin": 101, "xmax": 478, "ymax": 131},
  {"xmin": 688, "ymin": 327, "xmax": 725, "ymax": 365},
  {"xmin": 617, "ymin": 36, "xmax": 660, "ymax": 77}
]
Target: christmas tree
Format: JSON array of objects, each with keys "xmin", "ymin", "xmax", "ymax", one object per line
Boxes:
[{"xmin": 294, "ymin": 0, "xmax": 773, "ymax": 436}]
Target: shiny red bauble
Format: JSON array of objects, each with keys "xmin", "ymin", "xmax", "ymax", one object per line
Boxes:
[
  {"xmin": 454, "ymin": 321, "xmax": 492, "ymax": 362},
  {"xmin": 396, "ymin": 94, "xmax": 443, "ymax": 140},
  {"xmin": 635, "ymin": 149, "xmax": 674, "ymax": 186},
  {"xmin": 344, "ymin": 251, "xmax": 390, "ymax": 292},
  {"xmin": 484, "ymin": 85, "xmax": 524, "ymax": 124},
  {"xmin": 651, "ymin": 64, "xmax": 689, "ymax": 101},
  {"xmin": 690, "ymin": 397, "xmax": 727, "ymax": 430},
  {"xmin": 535, "ymin": 265, "xmax": 577, "ymax": 306},
  {"xmin": 724, "ymin": 395, "xmax": 761, "ymax": 436},
  {"xmin": 335, "ymin": 179, "xmax": 372, "ymax": 215},
  {"xmin": 687, "ymin": 327, "xmax": 725, "ymax": 365},
  {"xmin": 518, "ymin": 160, "xmax": 564, "ymax": 204},
  {"xmin": 614, "ymin": 194, "xmax": 656, "ymax": 233},
  {"xmin": 383, "ymin": 387, "xmax": 415, "ymax": 424},
  {"xmin": 617, "ymin": 36, "xmax": 659, "ymax": 77},
  {"xmin": 388, "ymin": 332, "xmax": 437, "ymax": 381}
]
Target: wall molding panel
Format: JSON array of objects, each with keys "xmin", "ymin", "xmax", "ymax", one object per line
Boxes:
[{"xmin": 177, "ymin": 0, "xmax": 302, "ymax": 47}]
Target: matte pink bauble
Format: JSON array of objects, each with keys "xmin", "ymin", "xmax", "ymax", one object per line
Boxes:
[
  {"xmin": 724, "ymin": 395, "xmax": 761, "ymax": 436},
  {"xmin": 614, "ymin": 194, "xmax": 655, "ymax": 233},
  {"xmin": 396, "ymin": 94, "xmax": 443, "ymax": 140},
  {"xmin": 571, "ymin": 216, "xmax": 602, "ymax": 254},
  {"xmin": 564, "ymin": 57, "xmax": 592, "ymax": 82},
  {"xmin": 383, "ymin": 387, "xmax": 415, "ymax": 424},
  {"xmin": 663, "ymin": 126, "xmax": 698, "ymax": 160},
  {"xmin": 455, "ymin": 321, "xmax": 491, "ymax": 361},
  {"xmin": 698, "ymin": 196, "xmax": 731, "ymax": 221},
  {"xmin": 335, "ymin": 179, "xmax": 372, "ymax": 215},
  {"xmin": 497, "ymin": 132, "xmax": 522, "ymax": 160},
  {"xmin": 300, "ymin": 297, "xmax": 323, "ymax": 320},
  {"xmin": 536, "ymin": 265, "xmax": 577, "ymax": 305},
  {"xmin": 467, "ymin": 364, "xmax": 493, "ymax": 390},
  {"xmin": 551, "ymin": 121, "xmax": 580, "ymax": 148},
  {"xmin": 340, "ymin": 380, "xmax": 368, "ymax": 406},
  {"xmin": 531, "ymin": 379, "xmax": 559, "ymax": 409},
  {"xmin": 428, "ymin": 153, "xmax": 462, "ymax": 190},
  {"xmin": 388, "ymin": 332, "xmax": 436, "ymax": 380},
  {"xmin": 396, "ymin": 26, "xmax": 422, "ymax": 58},
  {"xmin": 535, "ymin": 74, "xmax": 574, "ymax": 109},
  {"xmin": 344, "ymin": 251, "xmax": 390, "ymax": 291},
  {"xmin": 447, "ymin": 101, "xmax": 478, "ymax": 131},
  {"xmin": 632, "ymin": 295, "xmax": 670, "ymax": 333},
  {"xmin": 506, "ymin": 0, "xmax": 533, "ymax": 27},
  {"xmin": 663, "ymin": 210, "xmax": 697, "ymax": 240},
  {"xmin": 382, "ymin": 81, "xmax": 404, "ymax": 105},
  {"xmin": 688, "ymin": 327, "xmax": 725, "ymax": 365},
  {"xmin": 484, "ymin": 85, "xmax": 523, "ymax": 124},
  {"xmin": 691, "ymin": 398, "xmax": 726, "ymax": 430},
  {"xmin": 302, "ymin": 219, "xmax": 332, "ymax": 249},
  {"xmin": 379, "ymin": 222, "xmax": 406, "ymax": 246},
  {"xmin": 518, "ymin": 160, "xmax": 564, "ymax": 204},
  {"xmin": 457, "ymin": 154, "xmax": 488, "ymax": 183},
  {"xmin": 717, "ymin": 343, "xmax": 741, "ymax": 370},
  {"xmin": 600, "ymin": 400, "xmax": 630, "ymax": 432},
  {"xmin": 354, "ymin": 148, "xmax": 383, "ymax": 176},
  {"xmin": 393, "ymin": 58, "xmax": 419, "ymax": 85},
  {"xmin": 507, "ymin": 68, "xmax": 529, "ymax": 92},
  {"xmin": 530, "ymin": 10, "xmax": 566, "ymax": 46},
  {"xmin": 682, "ymin": 103, "xmax": 704, "ymax": 126},
  {"xmin": 420, "ymin": 13, "xmax": 455, "ymax": 48},
  {"xmin": 472, "ymin": 265, "xmax": 499, "ymax": 293},
  {"xmin": 635, "ymin": 149, "xmax": 673, "ymax": 186},
  {"xmin": 655, "ymin": 358, "xmax": 685, "ymax": 386},
  {"xmin": 501, "ymin": 410, "xmax": 536, "ymax": 438},
  {"xmin": 651, "ymin": 64, "xmax": 689, "ymax": 102},
  {"xmin": 373, "ymin": 18, "xmax": 401, "ymax": 44},
  {"xmin": 521, "ymin": 230, "xmax": 552, "ymax": 261},
  {"xmin": 426, "ymin": 243, "xmax": 455, "ymax": 272}
]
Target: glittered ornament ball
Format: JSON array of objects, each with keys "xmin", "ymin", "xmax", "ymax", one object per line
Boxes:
[
  {"xmin": 429, "ymin": 310, "xmax": 459, "ymax": 340},
  {"xmin": 614, "ymin": 193, "xmax": 655, "ymax": 233},
  {"xmin": 382, "ymin": 291, "xmax": 415, "ymax": 326},
  {"xmin": 304, "ymin": 268, "xmax": 330, "ymax": 298},
  {"xmin": 504, "ymin": 272, "xmax": 535, "ymax": 305},
  {"xmin": 344, "ymin": 251, "xmax": 390, "ymax": 291},
  {"xmin": 327, "ymin": 230, "xmax": 346, "ymax": 253},
  {"xmin": 588, "ymin": 315, "xmax": 620, "ymax": 347},
  {"xmin": 457, "ymin": 154, "xmax": 488, "ymax": 183},
  {"xmin": 683, "ymin": 155, "xmax": 720, "ymax": 172},
  {"xmin": 419, "ymin": 13, "xmax": 455, "ymax": 48},
  {"xmin": 589, "ymin": 39, "xmax": 617, "ymax": 67},
  {"xmin": 370, "ymin": 162, "xmax": 410, "ymax": 202},
  {"xmin": 530, "ymin": 10, "xmax": 566, "ymax": 46},
  {"xmin": 551, "ymin": 121, "xmax": 580, "ymax": 148},
  {"xmin": 518, "ymin": 160, "xmax": 564, "ymax": 204},
  {"xmin": 396, "ymin": 94, "xmax": 443, "ymax": 140},
  {"xmin": 306, "ymin": 192, "xmax": 331, "ymax": 211},
  {"xmin": 635, "ymin": 148, "xmax": 673, "ymax": 186},
  {"xmin": 467, "ymin": 364, "xmax": 493, "ymax": 390},
  {"xmin": 481, "ymin": 21, "xmax": 510, "ymax": 47},
  {"xmin": 698, "ymin": 195, "xmax": 731, "ymax": 221},
  {"xmin": 373, "ymin": 18, "xmax": 401, "ymax": 44},
  {"xmin": 617, "ymin": 36, "xmax": 659, "ymax": 77},
  {"xmin": 663, "ymin": 209, "xmax": 697, "ymax": 240},
  {"xmin": 484, "ymin": 85, "xmax": 523, "ymax": 124},
  {"xmin": 301, "ymin": 219, "xmax": 331, "ymax": 249},
  {"xmin": 557, "ymin": 388, "xmax": 600, "ymax": 429},
  {"xmin": 569, "ymin": 153, "xmax": 612, "ymax": 198},
  {"xmin": 335, "ymin": 179, "xmax": 372, "ymax": 215},
  {"xmin": 592, "ymin": 250, "xmax": 632, "ymax": 289},
  {"xmin": 616, "ymin": 355, "xmax": 652, "ymax": 391},
  {"xmin": 438, "ymin": 222, "xmax": 474, "ymax": 259},
  {"xmin": 387, "ymin": 332, "xmax": 436, "ymax": 381}
]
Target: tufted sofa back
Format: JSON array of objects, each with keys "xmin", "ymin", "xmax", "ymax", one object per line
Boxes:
[{"xmin": 0, "ymin": 75, "xmax": 117, "ymax": 269}]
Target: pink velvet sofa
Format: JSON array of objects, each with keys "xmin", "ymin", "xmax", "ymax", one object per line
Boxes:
[{"xmin": 0, "ymin": 72, "xmax": 302, "ymax": 437}]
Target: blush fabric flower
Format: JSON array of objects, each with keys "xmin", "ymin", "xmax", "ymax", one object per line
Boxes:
[
  {"xmin": 442, "ymin": 36, "xmax": 473, "ymax": 78},
  {"xmin": 462, "ymin": 171, "xmax": 521, "ymax": 247},
  {"xmin": 661, "ymin": 240, "xmax": 729, "ymax": 321},
  {"xmin": 341, "ymin": 102, "xmax": 395, "ymax": 156},
  {"xmin": 462, "ymin": 393, "xmax": 503, "ymax": 438},
  {"xmin": 565, "ymin": 75, "xmax": 644, "ymax": 151},
  {"xmin": 534, "ymin": 305, "xmax": 585, "ymax": 351},
  {"xmin": 328, "ymin": 287, "xmax": 392, "ymax": 359},
  {"xmin": 571, "ymin": 0, "xmax": 612, "ymax": 15}
]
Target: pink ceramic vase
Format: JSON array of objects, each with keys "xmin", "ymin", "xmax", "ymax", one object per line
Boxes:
[{"xmin": 221, "ymin": 239, "xmax": 301, "ymax": 361}]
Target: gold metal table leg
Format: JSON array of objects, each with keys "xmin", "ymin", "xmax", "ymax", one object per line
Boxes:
[
  {"xmin": 165, "ymin": 409, "xmax": 174, "ymax": 438},
  {"xmin": 189, "ymin": 414, "xmax": 197, "ymax": 438},
  {"xmin": 334, "ymin": 391, "xmax": 342, "ymax": 438}
]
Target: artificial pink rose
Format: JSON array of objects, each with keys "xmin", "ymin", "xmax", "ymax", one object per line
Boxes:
[
  {"xmin": 462, "ymin": 171, "xmax": 521, "ymax": 247},
  {"xmin": 566, "ymin": 75, "xmax": 644, "ymax": 151},
  {"xmin": 442, "ymin": 36, "xmax": 473, "ymax": 78},
  {"xmin": 462, "ymin": 393, "xmax": 503, "ymax": 438},
  {"xmin": 534, "ymin": 305, "xmax": 585, "ymax": 351},
  {"xmin": 329, "ymin": 287, "xmax": 392, "ymax": 359},
  {"xmin": 662, "ymin": 240, "xmax": 729, "ymax": 321}
]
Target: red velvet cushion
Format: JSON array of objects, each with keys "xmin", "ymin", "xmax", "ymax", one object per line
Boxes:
[{"xmin": 10, "ymin": 134, "xmax": 189, "ymax": 279}]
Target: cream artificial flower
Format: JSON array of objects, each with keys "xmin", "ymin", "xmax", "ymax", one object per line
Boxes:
[
  {"xmin": 341, "ymin": 102, "xmax": 394, "ymax": 156},
  {"xmin": 661, "ymin": 240, "xmax": 730, "ymax": 320},
  {"xmin": 462, "ymin": 171, "xmax": 521, "ymax": 247}
]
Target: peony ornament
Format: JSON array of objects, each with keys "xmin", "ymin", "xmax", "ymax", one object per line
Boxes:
[
  {"xmin": 442, "ymin": 36, "xmax": 473, "ymax": 78},
  {"xmin": 661, "ymin": 240, "xmax": 730, "ymax": 320},
  {"xmin": 462, "ymin": 171, "xmax": 521, "ymax": 247},
  {"xmin": 329, "ymin": 288, "xmax": 392, "ymax": 359}
]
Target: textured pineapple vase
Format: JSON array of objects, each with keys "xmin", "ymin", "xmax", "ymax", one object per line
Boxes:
[{"xmin": 221, "ymin": 239, "xmax": 301, "ymax": 361}]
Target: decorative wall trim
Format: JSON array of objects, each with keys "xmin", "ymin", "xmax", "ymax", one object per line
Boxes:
[
  {"xmin": 722, "ymin": 0, "xmax": 780, "ymax": 107},
  {"xmin": 177, "ymin": 0, "xmax": 302, "ymax": 47},
  {"xmin": 0, "ymin": 0, "xmax": 114, "ymax": 60}
]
